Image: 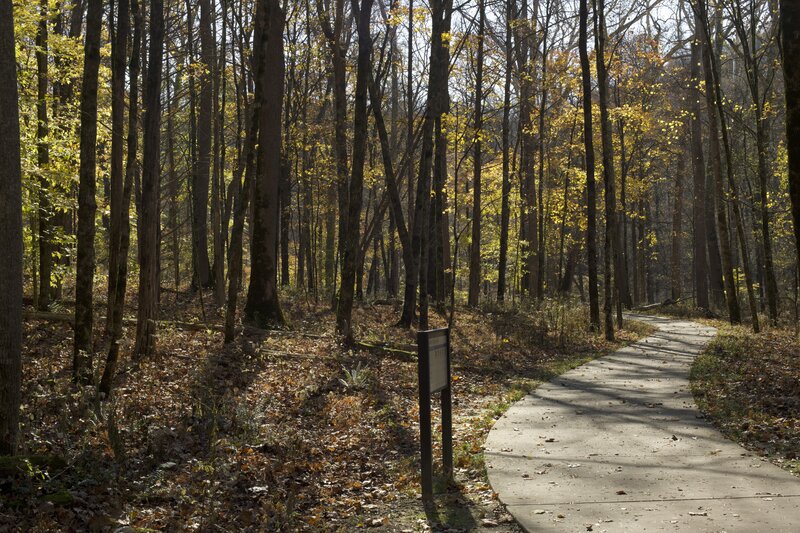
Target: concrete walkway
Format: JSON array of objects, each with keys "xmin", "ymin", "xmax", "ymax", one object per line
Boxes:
[{"xmin": 485, "ymin": 314, "xmax": 800, "ymax": 532}]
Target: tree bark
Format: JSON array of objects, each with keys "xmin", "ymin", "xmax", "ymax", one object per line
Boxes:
[
  {"xmin": 671, "ymin": 153, "xmax": 685, "ymax": 300},
  {"xmin": 134, "ymin": 0, "xmax": 164, "ymax": 358},
  {"xmin": 696, "ymin": 6, "xmax": 741, "ymax": 324},
  {"xmin": 689, "ymin": 34, "xmax": 709, "ymax": 310},
  {"xmin": 106, "ymin": 0, "xmax": 130, "ymax": 332},
  {"xmin": 36, "ymin": 0, "xmax": 53, "ymax": 311},
  {"xmin": 99, "ymin": 0, "xmax": 142, "ymax": 397},
  {"xmin": 497, "ymin": 0, "xmax": 513, "ymax": 302},
  {"xmin": 73, "ymin": 0, "xmax": 104, "ymax": 383},
  {"xmin": 468, "ymin": 0, "xmax": 485, "ymax": 307},
  {"xmin": 697, "ymin": 1, "xmax": 758, "ymax": 330},
  {"xmin": 0, "ymin": 0, "xmax": 23, "ymax": 454},
  {"xmin": 580, "ymin": 0, "xmax": 600, "ymax": 331},
  {"xmin": 245, "ymin": 0, "xmax": 285, "ymax": 328},
  {"xmin": 191, "ymin": 0, "xmax": 213, "ymax": 290},
  {"xmin": 594, "ymin": 0, "xmax": 618, "ymax": 339},
  {"xmin": 783, "ymin": 0, "xmax": 800, "ymax": 278},
  {"xmin": 336, "ymin": 0, "xmax": 374, "ymax": 341}
]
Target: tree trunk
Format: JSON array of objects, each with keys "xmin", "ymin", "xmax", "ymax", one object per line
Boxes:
[
  {"xmin": 106, "ymin": 0, "xmax": 130, "ymax": 333},
  {"xmin": 783, "ymin": 0, "xmax": 800, "ymax": 277},
  {"xmin": 689, "ymin": 34, "xmax": 709, "ymax": 311},
  {"xmin": 212, "ymin": 4, "xmax": 226, "ymax": 306},
  {"xmin": 516, "ymin": 0, "xmax": 538, "ymax": 297},
  {"xmin": 134, "ymin": 0, "xmax": 164, "ymax": 358},
  {"xmin": 190, "ymin": 0, "xmax": 213, "ymax": 290},
  {"xmin": 315, "ymin": 0, "xmax": 349, "ymax": 301},
  {"xmin": 698, "ymin": 2, "xmax": 759, "ymax": 331},
  {"xmin": 697, "ymin": 7, "xmax": 741, "ymax": 324},
  {"xmin": 245, "ymin": 0, "xmax": 285, "ymax": 328},
  {"xmin": 497, "ymin": 0, "xmax": 513, "ymax": 302},
  {"xmin": 336, "ymin": 0, "xmax": 374, "ymax": 341},
  {"xmin": 468, "ymin": 0, "xmax": 485, "ymax": 307},
  {"xmin": 36, "ymin": 0, "xmax": 53, "ymax": 311},
  {"xmin": 594, "ymin": 0, "xmax": 617, "ymax": 339},
  {"xmin": 0, "ymin": 0, "xmax": 23, "ymax": 454},
  {"xmin": 100, "ymin": 0, "xmax": 139, "ymax": 394},
  {"xmin": 225, "ymin": 95, "xmax": 259, "ymax": 341},
  {"xmin": 671, "ymin": 153, "xmax": 685, "ymax": 300},
  {"xmin": 580, "ymin": 0, "xmax": 600, "ymax": 331},
  {"xmin": 73, "ymin": 0, "xmax": 104, "ymax": 383}
]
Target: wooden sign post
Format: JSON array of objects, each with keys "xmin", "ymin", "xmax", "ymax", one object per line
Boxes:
[{"xmin": 417, "ymin": 328, "xmax": 452, "ymax": 503}]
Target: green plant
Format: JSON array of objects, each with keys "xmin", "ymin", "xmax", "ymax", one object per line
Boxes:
[{"xmin": 339, "ymin": 362, "xmax": 370, "ymax": 390}]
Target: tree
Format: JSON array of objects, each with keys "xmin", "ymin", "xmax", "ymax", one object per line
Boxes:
[
  {"xmin": 191, "ymin": 0, "xmax": 213, "ymax": 290},
  {"xmin": 727, "ymin": 0, "xmax": 779, "ymax": 324},
  {"xmin": 594, "ymin": 0, "xmax": 618, "ymax": 339},
  {"xmin": 73, "ymin": 0, "xmax": 104, "ymax": 383},
  {"xmin": 497, "ymin": 0, "xmax": 513, "ymax": 302},
  {"xmin": 695, "ymin": 5, "xmax": 741, "ymax": 324},
  {"xmin": 781, "ymin": 0, "xmax": 800, "ymax": 283},
  {"xmin": 107, "ymin": 0, "xmax": 131, "ymax": 333},
  {"xmin": 467, "ymin": 0, "xmax": 485, "ymax": 307},
  {"xmin": 101, "ymin": 0, "xmax": 139, "ymax": 394},
  {"xmin": 36, "ymin": 0, "xmax": 53, "ymax": 311},
  {"xmin": 0, "ymin": 0, "xmax": 23, "ymax": 455},
  {"xmin": 134, "ymin": 0, "xmax": 165, "ymax": 358},
  {"xmin": 688, "ymin": 30, "xmax": 709, "ymax": 311},
  {"xmin": 245, "ymin": 0, "xmax": 285, "ymax": 328},
  {"xmin": 580, "ymin": 0, "xmax": 600, "ymax": 331},
  {"xmin": 337, "ymin": 0, "xmax": 375, "ymax": 341}
]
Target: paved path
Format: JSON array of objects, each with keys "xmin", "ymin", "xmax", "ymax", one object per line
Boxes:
[{"xmin": 485, "ymin": 314, "xmax": 800, "ymax": 532}]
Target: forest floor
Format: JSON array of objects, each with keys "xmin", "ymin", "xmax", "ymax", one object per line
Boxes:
[
  {"xmin": 690, "ymin": 323, "xmax": 800, "ymax": 477},
  {"xmin": 2, "ymin": 291, "xmax": 655, "ymax": 532}
]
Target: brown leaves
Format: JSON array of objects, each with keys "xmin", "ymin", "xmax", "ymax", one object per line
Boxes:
[{"xmin": 692, "ymin": 325, "xmax": 800, "ymax": 474}]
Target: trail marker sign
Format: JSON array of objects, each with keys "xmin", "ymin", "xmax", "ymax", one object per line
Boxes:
[{"xmin": 417, "ymin": 328, "xmax": 453, "ymax": 502}]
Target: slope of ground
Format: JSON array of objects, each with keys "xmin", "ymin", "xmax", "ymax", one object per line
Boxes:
[
  {"xmin": 691, "ymin": 324, "xmax": 800, "ymax": 476},
  {"xmin": 3, "ymin": 295, "xmax": 652, "ymax": 532}
]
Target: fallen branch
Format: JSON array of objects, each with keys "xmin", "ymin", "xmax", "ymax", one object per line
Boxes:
[
  {"xmin": 24, "ymin": 310, "xmax": 328, "ymax": 339},
  {"xmin": 354, "ymin": 341, "xmax": 416, "ymax": 360}
]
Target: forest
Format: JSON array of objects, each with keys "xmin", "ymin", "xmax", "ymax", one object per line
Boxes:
[{"xmin": 1, "ymin": 0, "xmax": 799, "ymax": 530}]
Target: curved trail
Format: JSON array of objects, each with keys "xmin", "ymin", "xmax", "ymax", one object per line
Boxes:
[{"xmin": 485, "ymin": 314, "xmax": 800, "ymax": 532}]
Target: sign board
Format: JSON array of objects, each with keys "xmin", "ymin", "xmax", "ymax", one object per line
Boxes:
[
  {"xmin": 417, "ymin": 328, "xmax": 452, "ymax": 503},
  {"xmin": 427, "ymin": 330, "xmax": 449, "ymax": 393}
]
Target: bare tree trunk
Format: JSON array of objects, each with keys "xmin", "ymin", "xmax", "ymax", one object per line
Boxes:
[
  {"xmin": 688, "ymin": 34, "xmax": 709, "ymax": 310},
  {"xmin": 245, "ymin": 0, "xmax": 285, "ymax": 327},
  {"xmin": 106, "ymin": 0, "xmax": 130, "ymax": 333},
  {"xmin": 0, "ymin": 0, "xmax": 23, "ymax": 454},
  {"xmin": 336, "ymin": 0, "xmax": 374, "ymax": 341},
  {"xmin": 671, "ymin": 153, "xmax": 685, "ymax": 300},
  {"xmin": 316, "ymin": 0, "xmax": 349, "ymax": 301},
  {"xmin": 580, "ymin": 0, "xmax": 600, "ymax": 331},
  {"xmin": 225, "ymin": 98, "xmax": 258, "ymax": 341},
  {"xmin": 190, "ymin": 0, "xmax": 213, "ymax": 290},
  {"xmin": 36, "ymin": 0, "xmax": 53, "ymax": 311},
  {"xmin": 400, "ymin": 0, "xmax": 450, "ymax": 327},
  {"xmin": 517, "ymin": 0, "xmax": 538, "ymax": 296},
  {"xmin": 468, "ymin": 0, "xmax": 485, "ymax": 307},
  {"xmin": 696, "ymin": 6, "xmax": 741, "ymax": 324},
  {"xmin": 167, "ymin": 69, "xmax": 180, "ymax": 290},
  {"xmin": 214, "ymin": 4, "xmax": 228, "ymax": 305},
  {"xmin": 726, "ymin": 0, "xmax": 777, "ymax": 323},
  {"xmin": 498, "ymin": 0, "xmax": 513, "ymax": 302},
  {"xmin": 134, "ymin": 0, "xmax": 164, "ymax": 358},
  {"xmin": 99, "ymin": 0, "xmax": 142, "ymax": 397},
  {"xmin": 594, "ymin": 0, "xmax": 617, "ymax": 339},
  {"xmin": 783, "ymin": 0, "xmax": 800, "ymax": 277},
  {"xmin": 697, "ymin": 1, "xmax": 758, "ymax": 330},
  {"xmin": 73, "ymin": 0, "xmax": 104, "ymax": 383}
]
